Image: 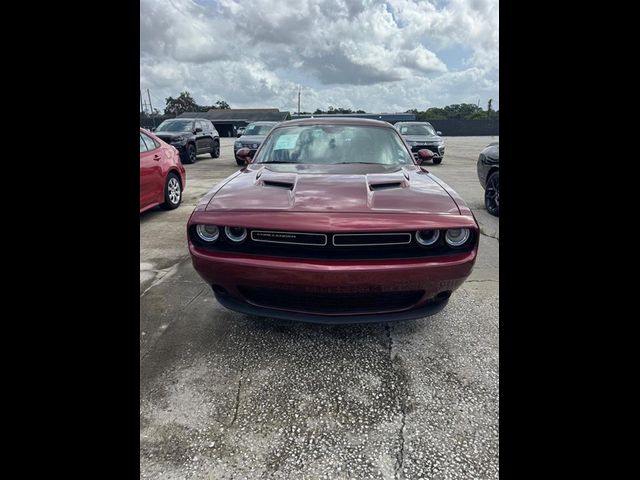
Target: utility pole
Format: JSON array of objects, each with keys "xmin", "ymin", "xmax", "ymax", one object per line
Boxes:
[
  {"xmin": 147, "ymin": 89, "xmax": 156, "ymax": 128},
  {"xmin": 147, "ymin": 89, "xmax": 154, "ymax": 115},
  {"xmin": 297, "ymin": 86, "xmax": 301, "ymax": 116}
]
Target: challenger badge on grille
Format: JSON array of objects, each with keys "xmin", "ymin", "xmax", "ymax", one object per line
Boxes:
[{"xmin": 251, "ymin": 230, "xmax": 327, "ymax": 246}]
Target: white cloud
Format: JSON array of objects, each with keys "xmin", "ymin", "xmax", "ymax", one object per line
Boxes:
[{"xmin": 140, "ymin": 0, "xmax": 499, "ymax": 112}]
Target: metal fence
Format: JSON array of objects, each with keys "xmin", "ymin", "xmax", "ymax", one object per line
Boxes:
[
  {"xmin": 424, "ymin": 119, "xmax": 499, "ymax": 136},
  {"xmin": 141, "ymin": 116, "xmax": 499, "ymax": 137}
]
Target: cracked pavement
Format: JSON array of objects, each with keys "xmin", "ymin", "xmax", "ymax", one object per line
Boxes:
[{"xmin": 140, "ymin": 136, "xmax": 499, "ymax": 479}]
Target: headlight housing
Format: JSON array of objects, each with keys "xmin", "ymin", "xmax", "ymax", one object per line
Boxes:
[
  {"xmin": 171, "ymin": 136, "xmax": 185, "ymax": 143},
  {"xmin": 196, "ymin": 224, "xmax": 220, "ymax": 243},
  {"xmin": 224, "ymin": 226, "xmax": 247, "ymax": 243},
  {"xmin": 234, "ymin": 141, "xmax": 242, "ymax": 148},
  {"xmin": 445, "ymin": 228, "xmax": 471, "ymax": 247},
  {"xmin": 415, "ymin": 229, "xmax": 440, "ymax": 246}
]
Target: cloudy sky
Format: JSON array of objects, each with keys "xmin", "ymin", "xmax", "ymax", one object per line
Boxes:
[{"xmin": 140, "ymin": 0, "xmax": 498, "ymax": 114}]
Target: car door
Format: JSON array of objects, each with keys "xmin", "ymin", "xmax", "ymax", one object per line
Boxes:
[
  {"xmin": 140, "ymin": 132, "xmax": 164, "ymax": 209},
  {"xmin": 196, "ymin": 120, "xmax": 210, "ymax": 153}
]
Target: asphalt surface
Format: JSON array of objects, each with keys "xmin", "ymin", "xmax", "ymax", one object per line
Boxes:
[{"xmin": 140, "ymin": 136, "xmax": 499, "ymax": 479}]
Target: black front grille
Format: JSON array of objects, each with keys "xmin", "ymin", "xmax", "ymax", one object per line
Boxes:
[
  {"xmin": 238, "ymin": 286, "xmax": 425, "ymax": 314},
  {"xmin": 191, "ymin": 227, "xmax": 475, "ymax": 259},
  {"xmin": 251, "ymin": 230, "xmax": 327, "ymax": 246},
  {"xmin": 332, "ymin": 233, "xmax": 411, "ymax": 246}
]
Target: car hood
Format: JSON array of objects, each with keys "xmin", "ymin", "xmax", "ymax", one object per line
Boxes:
[
  {"xmin": 402, "ymin": 135, "xmax": 443, "ymax": 143},
  {"xmin": 236, "ymin": 135, "xmax": 266, "ymax": 144},
  {"xmin": 206, "ymin": 164, "xmax": 460, "ymax": 214},
  {"xmin": 155, "ymin": 132, "xmax": 188, "ymax": 139}
]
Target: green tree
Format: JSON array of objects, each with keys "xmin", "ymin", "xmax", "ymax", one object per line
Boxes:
[
  {"xmin": 164, "ymin": 91, "xmax": 199, "ymax": 116},
  {"xmin": 443, "ymin": 103, "xmax": 483, "ymax": 119},
  {"xmin": 421, "ymin": 107, "xmax": 448, "ymax": 120},
  {"xmin": 213, "ymin": 100, "xmax": 230, "ymax": 109}
]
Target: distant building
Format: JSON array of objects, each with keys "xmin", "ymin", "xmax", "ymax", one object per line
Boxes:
[{"xmin": 290, "ymin": 112, "xmax": 417, "ymax": 124}]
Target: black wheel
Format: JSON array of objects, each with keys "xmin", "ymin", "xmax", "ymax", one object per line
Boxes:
[
  {"xmin": 160, "ymin": 172, "xmax": 182, "ymax": 210},
  {"xmin": 485, "ymin": 171, "xmax": 499, "ymax": 216},
  {"xmin": 210, "ymin": 141, "xmax": 220, "ymax": 158},
  {"xmin": 433, "ymin": 157, "xmax": 442, "ymax": 165},
  {"xmin": 182, "ymin": 143, "xmax": 197, "ymax": 164}
]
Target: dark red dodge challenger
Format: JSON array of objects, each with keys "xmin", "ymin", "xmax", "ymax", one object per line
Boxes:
[{"xmin": 188, "ymin": 118, "xmax": 478, "ymax": 323}]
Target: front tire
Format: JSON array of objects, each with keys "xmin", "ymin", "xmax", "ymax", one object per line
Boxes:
[
  {"xmin": 433, "ymin": 157, "xmax": 442, "ymax": 164},
  {"xmin": 485, "ymin": 171, "xmax": 499, "ymax": 216},
  {"xmin": 182, "ymin": 143, "xmax": 197, "ymax": 164},
  {"xmin": 210, "ymin": 141, "xmax": 220, "ymax": 158},
  {"xmin": 160, "ymin": 172, "xmax": 182, "ymax": 210}
]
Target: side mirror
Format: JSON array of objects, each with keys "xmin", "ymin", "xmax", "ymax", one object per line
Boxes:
[
  {"xmin": 236, "ymin": 147, "xmax": 252, "ymax": 165},
  {"xmin": 416, "ymin": 149, "xmax": 434, "ymax": 165},
  {"xmin": 237, "ymin": 132, "xmax": 242, "ymax": 137},
  {"xmin": 436, "ymin": 131, "xmax": 442, "ymax": 135},
  {"xmin": 195, "ymin": 127, "xmax": 203, "ymax": 133},
  {"xmin": 150, "ymin": 127, "xmax": 155, "ymax": 132}
]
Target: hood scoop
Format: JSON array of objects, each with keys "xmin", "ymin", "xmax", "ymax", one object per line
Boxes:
[
  {"xmin": 367, "ymin": 169, "xmax": 410, "ymax": 191},
  {"xmin": 263, "ymin": 180, "xmax": 294, "ymax": 190},
  {"xmin": 255, "ymin": 169, "xmax": 296, "ymax": 191},
  {"xmin": 369, "ymin": 182, "xmax": 403, "ymax": 191}
]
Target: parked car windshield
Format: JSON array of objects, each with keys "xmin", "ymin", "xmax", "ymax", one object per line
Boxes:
[
  {"xmin": 244, "ymin": 124, "xmax": 274, "ymax": 135},
  {"xmin": 156, "ymin": 120, "xmax": 193, "ymax": 132},
  {"xmin": 255, "ymin": 125, "xmax": 414, "ymax": 165},
  {"xmin": 399, "ymin": 124, "xmax": 436, "ymax": 136}
]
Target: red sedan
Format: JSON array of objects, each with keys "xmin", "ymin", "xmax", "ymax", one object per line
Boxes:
[
  {"xmin": 187, "ymin": 118, "xmax": 478, "ymax": 323},
  {"xmin": 140, "ymin": 128, "xmax": 186, "ymax": 213}
]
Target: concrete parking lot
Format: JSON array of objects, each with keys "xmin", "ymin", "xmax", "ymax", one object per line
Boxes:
[{"xmin": 140, "ymin": 136, "xmax": 499, "ymax": 479}]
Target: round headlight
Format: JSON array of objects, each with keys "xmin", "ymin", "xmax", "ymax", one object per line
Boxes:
[
  {"xmin": 416, "ymin": 229, "xmax": 440, "ymax": 246},
  {"xmin": 445, "ymin": 228, "xmax": 470, "ymax": 247},
  {"xmin": 225, "ymin": 226, "xmax": 247, "ymax": 243},
  {"xmin": 196, "ymin": 224, "xmax": 219, "ymax": 243}
]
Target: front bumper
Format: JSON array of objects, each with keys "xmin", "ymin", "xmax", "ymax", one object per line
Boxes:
[
  {"xmin": 189, "ymin": 245, "xmax": 476, "ymax": 323},
  {"xmin": 171, "ymin": 143, "xmax": 187, "ymax": 154},
  {"xmin": 411, "ymin": 145, "xmax": 444, "ymax": 159},
  {"xmin": 214, "ymin": 291, "xmax": 450, "ymax": 324},
  {"xmin": 234, "ymin": 148, "xmax": 257, "ymax": 161}
]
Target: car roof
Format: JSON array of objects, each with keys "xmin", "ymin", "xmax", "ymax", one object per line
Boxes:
[
  {"xmin": 248, "ymin": 121, "xmax": 278, "ymax": 125},
  {"xmin": 275, "ymin": 117, "xmax": 394, "ymax": 128},
  {"xmin": 395, "ymin": 121, "xmax": 433, "ymax": 125}
]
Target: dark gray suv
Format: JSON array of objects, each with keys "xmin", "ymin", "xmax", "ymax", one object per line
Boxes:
[
  {"xmin": 154, "ymin": 118, "xmax": 220, "ymax": 164},
  {"xmin": 395, "ymin": 121, "xmax": 445, "ymax": 164},
  {"xmin": 233, "ymin": 121, "xmax": 278, "ymax": 165}
]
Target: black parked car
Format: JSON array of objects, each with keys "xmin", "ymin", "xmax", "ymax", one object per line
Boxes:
[
  {"xmin": 233, "ymin": 121, "xmax": 278, "ymax": 165},
  {"xmin": 477, "ymin": 142, "xmax": 499, "ymax": 216},
  {"xmin": 395, "ymin": 121, "xmax": 445, "ymax": 164},
  {"xmin": 154, "ymin": 118, "xmax": 220, "ymax": 164}
]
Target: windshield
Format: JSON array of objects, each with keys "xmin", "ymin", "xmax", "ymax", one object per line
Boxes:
[
  {"xmin": 156, "ymin": 120, "xmax": 193, "ymax": 132},
  {"xmin": 255, "ymin": 125, "xmax": 414, "ymax": 165},
  {"xmin": 398, "ymin": 124, "xmax": 436, "ymax": 136},
  {"xmin": 244, "ymin": 124, "xmax": 274, "ymax": 136}
]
